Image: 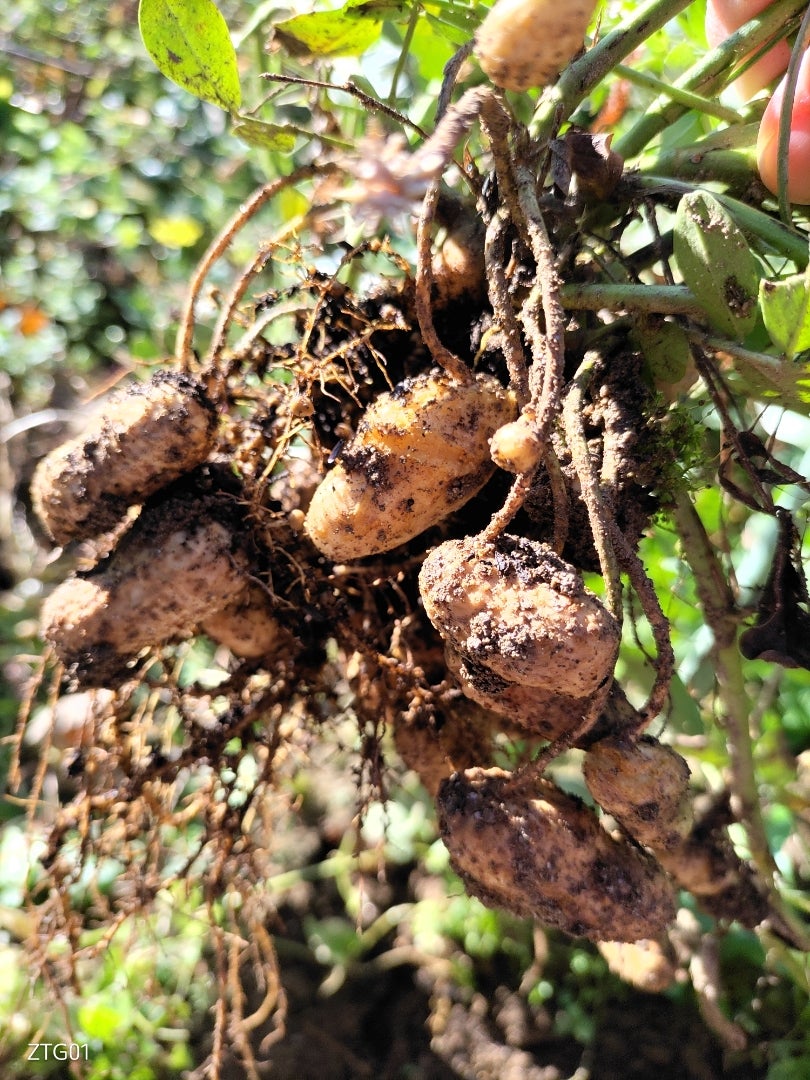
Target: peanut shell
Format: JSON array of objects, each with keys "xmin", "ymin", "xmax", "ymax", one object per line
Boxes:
[
  {"xmin": 41, "ymin": 491, "xmax": 248, "ymax": 686},
  {"xmin": 201, "ymin": 583, "xmax": 282, "ymax": 660},
  {"xmin": 475, "ymin": 0, "xmax": 597, "ymax": 93},
  {"xmin": 304, "ymin": 370, "xmax": 516, "ymax": 561},
  {"xmin": 419, "ymin": 534, "xmax": 619, "ymax": 698},
  {"xmin": 583, "ymin": 736, "xmax": 693, "ymax": 852},
  {"xmin": 31, "ymin": 371, "xmax": 217, "ymax": 545},
  {"xmin": 438, "ymin": 768, "xmax": 675, "ymax": 941}
]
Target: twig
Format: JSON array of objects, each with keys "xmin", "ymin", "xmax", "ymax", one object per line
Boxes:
[
  {"xmin": 545, "ymin": 446, "xmax": 570, "ymax": 555},
  {"xmin": 261, "ymin": 73, "xmax": 427, "ymax": 138},
  {"xmin": 608, "ymin": 520, "xmax": 675, "ymax": 727},
  {"xmin": 415, "ymin": 181, "xmax": 472, "ymax": 381},
  {"xmin": 436, "ymin": 41, "xmax": 475, "ymax": 124},
  {"xmin": 481, "ymin": 470, "xmax": 535, "ymax": 540},
  {"xmin": 483, "ymin": 208, "xmax": 530, "ymax": 402},
  {"xmin": 513, "ymin": 164, "xmax": 566, "ymax": 443},
  {"xmin": 413, "ymin": 87, "xmax": 499, "ymax": 380}
]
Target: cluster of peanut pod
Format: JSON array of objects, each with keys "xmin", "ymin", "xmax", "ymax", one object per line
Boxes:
[{"xmin": 31, "ymin": 352, "xmax": 770, "ymax": 959}]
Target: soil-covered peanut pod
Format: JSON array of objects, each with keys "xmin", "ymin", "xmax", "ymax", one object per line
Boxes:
[
  {"xmin": 201, "ymin": 582, "xmax": 282, "ymax": 660},
  {"xmin": 31, "ymin": 371, "xmax": 217, "ymax": 545},
  {"xmin": 444, "ymin": 643, "xmax": 610, "ymax": 743},
  {"xmin": 304, "ymin": 370, "xmax": 516, "ymax": 562},
  {"xmin": 40, "ymin": 487, "xmax": 249, "ymax": 687},
  {"xmin": 438, "ymin": 768, "xmax": 675, "ymax": 941},
  {"xmin": 656, "ymin": 796, "xmax": 770, "ymax": 927},
  {"xmin": 475, "ymin": 0, "xmax": 597, "ymax": 93},
  {"xmin": 419, "ymin": 534, "xmax": 619, "ymax": 698},
  {"xmin": 583, "ymin": 736, "xmax": 693, "ymax": 852},
  {"xmin": 584, "ymin": 739, "xmax": 773, "ymax": 929}
]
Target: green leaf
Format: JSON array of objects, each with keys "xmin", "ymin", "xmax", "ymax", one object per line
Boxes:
[
  {"xmin": 759, "ymin": 267, "xmax": 810, "ymax": 360},
  {"xmin": 633, "ymin": 316, "xmax": 691, "ymax": 385},
  {"xmin": 274, "ymin": 0, "xmax": 382, "ymax": 57},
  {"xmin": 138, "ymin": 0, "xmax": 241, "ymax": 112},
  {"xmin": 231, "ymin": 116, "xmax": 298, "ymax": 152},
  {"xmin": 673, "ymin": 191, "xmax": 759, "ymax": 342},
  {"xmin": 729, "ymin": 347, "xmax": 810, "ymax": 416},
  {"xmin": 78, "ymin": 997, "xmax": 130, "ymax": 1041}
]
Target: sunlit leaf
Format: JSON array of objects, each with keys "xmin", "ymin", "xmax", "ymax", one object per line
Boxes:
[
  {"xmin": 274, "ymin": 0, "xmax": 382, "ymax": 57},
  {"xmin": 759, "ymin": 268, "xmax": 810, "ymax": 360},
  {"xmin": 231, "ymin": 116, "xmax": 298, "ymax": 152},
  {"xmin": 730, "ymin": 349, "xmax": 810, "ymax": 417},
  {"xmin": 138, "ymin": 0, "xmax": 241, "ymax": 112},
  {"xmin": 148, "ymin": 215, "xmax": 205, "ymax": 247}
]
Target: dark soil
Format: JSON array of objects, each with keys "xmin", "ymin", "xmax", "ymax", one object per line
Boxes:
[{"xmin": 212, "ymin": 942, "xmax": 762, "ymax": 1080}]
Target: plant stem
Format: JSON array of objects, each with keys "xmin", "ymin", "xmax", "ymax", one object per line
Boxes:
[
  {"xmin": 560, "ymin": 282, "xmax": 704, "ymax": 318},
  {"xmin": 669, "ymin": 493, "xmax": 810, "ymax": 949},
  {"xmin": 777, "ymin": 4, "xmax": 810, "ymax": 223},
  {"xmin": 641, "ymin": 140, "xmax": 760, "ymax": 194},
  {"xmin": 563, "ymin": 354, "xmax": 622, "ymax": 619},
  {"xmin": 388, "ymin": 1, "xmax": 420, "ymax": 104},
  {"xmin": 615, "ymin": 0, "xmax": 807, "ymax": 160},
  {"xmin": 614, "ymin": 64, "xmax": 744, "ymax": 125},
  {"xmin": 530, "ymin": 0, "xmax": 695, "ymax": 143}
]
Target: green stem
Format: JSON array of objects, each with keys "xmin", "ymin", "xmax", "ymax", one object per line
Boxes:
[
  {"xmin": 560, "ymin": 282, "xmax": 703, "ymax": 319},
  {"xmin": 631, "ymin": 174, "xmax": 809, "ymax": 267},
  {"xmin": 671, "ymin": 494, "xmax": 810, "ymax": 949},
  {"xmin": 530, "ymin": 0, "xmax": 695, "ymax": 142},
  {"xmin": 640, "ymin": 131, "xmax": 760, "ymax": 193},
  {"xmin": 777, "ymin": 4, "xmax": 810, "ymax": 224},
  {"xmin": 615, "ymin": 0, "xmax": 807, "ymax": 160},
  {"xmin": 670, "ymin": 496, "xmax": 767, "ymax": 857},
  {"xmin": 615, "ymin": 63, "xmax": 744, "ymax": 125},
  {"xmin": 388, "ymin": 1, "xmax": 420, "ymax": 104}
]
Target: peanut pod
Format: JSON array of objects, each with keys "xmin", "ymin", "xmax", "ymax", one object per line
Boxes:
[
  {"xmin": 438, "ymin": 768, "xmax": 676, "ymax": 942},
  {"xmin": 304, "ymin": 370, "xmax": 516, "ymax": 561},
  {"xmin": 41, "ymin": 487, "xmax": 250, "ymax": 687},
  {"xmin": 475, "ymin": 0, "xmax": 597, "ymax": 93},
  {"xmin": 31, "ymin": 371, "xmax": 217, "ymax": 545}
]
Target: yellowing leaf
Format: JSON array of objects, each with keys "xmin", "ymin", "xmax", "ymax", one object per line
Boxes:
[
  {"xmin": 274, "ymin": 4, "xmax": 381, "ymax": 57},
  {"xmin": 232, "ymin": 116, "xmax": 298, "ymax": 152},
  {"xmin": 149, "ymin": 215, "xmax": 205, "ymax": 247},
  {"xmin": 138, "ymin": 0, "xmax": 241, "ymax": 112}
]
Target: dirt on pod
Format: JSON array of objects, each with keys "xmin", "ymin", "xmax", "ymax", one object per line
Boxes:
[
  {"xmin": 437, "ymin": 767, "xmax": 676, "ymax": 942},
  {"xmin": 304, "ymin": 369, "xmax": 517, "ymax": 561},
  {"xmin": 31, "ymin": 371, "xmax": 217, "ymax": 545},
  {"xmin": 419, "ymin": 533, "xmax": 620, "ymax": 697},
  {"xmin": 40, "ymin": 478, "xmax": 251, "ymax": 686}
]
